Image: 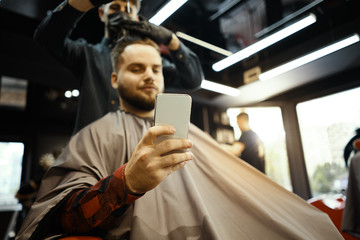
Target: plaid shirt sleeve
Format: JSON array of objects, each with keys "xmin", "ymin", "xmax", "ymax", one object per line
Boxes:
[{"xmin": 61, "ymin": 163, "xmax": 143, "ymax": 233}]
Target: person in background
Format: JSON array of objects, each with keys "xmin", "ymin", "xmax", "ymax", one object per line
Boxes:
[
  {"xmin": 34, "ymin": 0, "xmax": 203, "ymax": 134},
  {"xmin": 236, "ymin": 112, "xmax": 265, "ymax": 173},
  {"xmin": 222, "ymin": 112, "xmax": 265, "ymax": 173},
  {"xmin": 17, "ymin": 36, "xmax": 342, "ymax": 240}
]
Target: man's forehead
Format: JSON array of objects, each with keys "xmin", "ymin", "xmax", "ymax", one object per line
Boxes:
[
  {"xmin": 124, "ymin": 43, "xmax": 158, "ymax": 53},
  {"xmin": 121, "ymin": 44, "xmax": 161, "ymax": 63}
]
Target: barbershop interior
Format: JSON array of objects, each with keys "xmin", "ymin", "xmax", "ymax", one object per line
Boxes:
[{"xmin": 1, "ymin": 0, "xmax": 360, "ymax": 239}]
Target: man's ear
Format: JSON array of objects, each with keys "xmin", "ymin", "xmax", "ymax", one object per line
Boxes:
[
  {"xmin": 98, "ymin": 6, "xmax": 105, "ymax": 22},
  {"xmin": 111, "ymin": 72, "xmax": 119, "ymax": 89}
]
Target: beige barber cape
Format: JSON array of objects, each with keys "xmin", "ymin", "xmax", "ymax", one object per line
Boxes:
[{"xmin": 16, "ymin": 110, "xmax": 342, "ymax": 240}]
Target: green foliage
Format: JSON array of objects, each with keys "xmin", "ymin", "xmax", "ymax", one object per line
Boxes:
[{"xmin": 311, "ymin": 162, "xmax": 347, "ymax": 195}]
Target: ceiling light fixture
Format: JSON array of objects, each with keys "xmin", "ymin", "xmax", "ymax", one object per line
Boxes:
[
  {"xmin": 212, "ymin": 13, "xmax": 317, "ymax": 72},
  {"xmin": 176, "ymin": 32, "xmax": 233, "ymax": 56},
  {"xmin": 201, "ymin": 80, "xmax": 241, "ymax": 97},
  {"xmin": 259, "ymin": 34, "xmax": 360, "ymax": 81},
  {"xmin": 149, "ymin": 0, "xmax": 188, "ymax": 25}
]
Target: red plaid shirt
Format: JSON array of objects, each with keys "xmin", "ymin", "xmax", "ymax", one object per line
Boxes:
[{"xmin": 61, "ymin": 163, "xmax": 142, "ymax": 233}]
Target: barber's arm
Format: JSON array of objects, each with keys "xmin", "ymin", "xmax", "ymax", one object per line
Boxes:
[
  {"xmin": 167, "ymin": 40, "xmax": 204, "ymax": 90},
  {"xmin": 33, "ymin": 0, "xmax": 110, "ymax": 76},
  {"xmin": 33, "ymin": 0, "xmax": 88, "ymax": 66},
  {"xmin": 159, "ymin": 31, "xmax": 204, "ymax": 91},
  {"xmin": 221, "ymin": 142, "xmax": 245, "ymax": 157},
  {"xmin": 61, "ymin": 125, "xmax": 193, "ymax": 233}
]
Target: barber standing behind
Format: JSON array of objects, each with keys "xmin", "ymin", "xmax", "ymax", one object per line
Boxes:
[
  {"xmin": 34, "ymin": 0, "xmax": 203, "ymax": 134},
  {"xmin": 221, "ymin": 112, "xmax": 266, "ymax": 173},
  {"xmin": 236, "ymin": 112, "xmax": 265, "ymax": 173}
]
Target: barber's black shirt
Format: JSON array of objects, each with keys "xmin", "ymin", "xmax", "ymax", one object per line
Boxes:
[{"xmin": 239, "ymin": 130, "xmax": 265, "ymax": 173}]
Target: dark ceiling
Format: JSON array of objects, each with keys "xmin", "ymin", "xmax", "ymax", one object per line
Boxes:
[{"xmin": 1, "ymin": 0, "xmax": 360, "ymax": 109}]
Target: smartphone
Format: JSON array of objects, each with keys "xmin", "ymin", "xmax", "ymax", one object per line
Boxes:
[{"xmin": 154, "ymin": 93, "xmax": 192, "ymax": 144}]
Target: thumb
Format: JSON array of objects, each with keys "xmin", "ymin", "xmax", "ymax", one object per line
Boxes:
[{"xmin": 141, "ymin": 125, "xmax": 176, "ymax": 145}]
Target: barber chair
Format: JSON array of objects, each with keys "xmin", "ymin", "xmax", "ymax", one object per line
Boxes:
[{"xmin": 308, "ymin": 195, "xmax": 359, "ymax": 240}]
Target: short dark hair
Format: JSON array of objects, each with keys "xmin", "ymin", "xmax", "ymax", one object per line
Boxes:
[
  {"xmin": 111, "ymin": 36, "xmax": 159, "ymax": 71},
  {"xmin": 237, "ymin": 112, "xmax": 249, "ymax": 121}
]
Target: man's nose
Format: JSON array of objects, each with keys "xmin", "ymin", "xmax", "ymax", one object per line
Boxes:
[
  {"xmin": 120, "ymin": 6, "xmax": 127, "ymax": 13},
  {"xmin": 143, "ymin": 68, "xmax": 155, "ymax": 82}
]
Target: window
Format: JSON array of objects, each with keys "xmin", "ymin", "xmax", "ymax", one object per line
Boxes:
[
  {"xmin": 297, "ymin": 87, "xmax": 360, "ymax": 197},
  {"xmin": 0, "ymin": 142, "xmax": 24, "ymax": 202},
  {"xmin": 227, "ymin": 107, "xmax": 291, "ymax": 191}
]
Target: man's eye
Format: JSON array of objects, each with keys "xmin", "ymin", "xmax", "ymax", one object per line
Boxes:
[
  {"xmin": 110, "ymin": 4, "xmax": 120, "ymax": 11},
  {"xmin": 153, "ymin": 68, "xmax": 161, "ymax": 73},
  {"xmin": 131, "ymin": 68, "xmax": 142, "ymax": 73}
]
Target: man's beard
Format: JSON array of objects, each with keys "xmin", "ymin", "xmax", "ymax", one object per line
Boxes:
[{"xmin": 119, "ymin": 85, "xmax": 156, "ymax": 111}]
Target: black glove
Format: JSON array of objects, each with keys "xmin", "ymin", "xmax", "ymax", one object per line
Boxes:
[
  {"xmin": 121, "ymin": 17, "xmax": 173, "ymax": 45},
  {"xmin": 89, "ymin": 0, "xmax": 112, "ymax": 7},
  {"xmin": 107, "ymin": 11, "xmax": 133, "ymax": 42}
]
